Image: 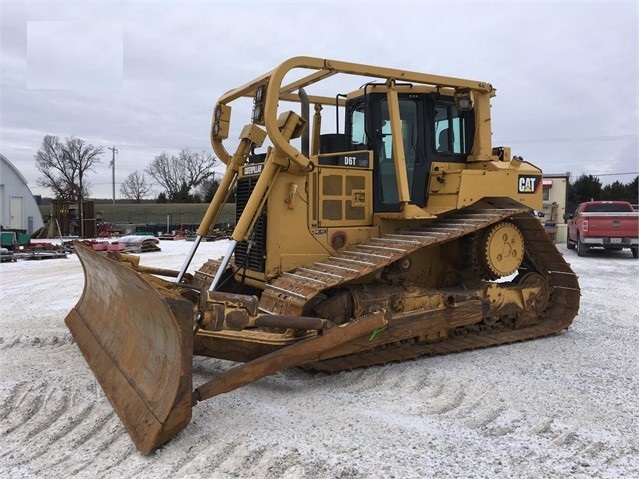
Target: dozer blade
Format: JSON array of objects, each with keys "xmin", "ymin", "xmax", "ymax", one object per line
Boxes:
[{"xmin": 65, "ymin": 243, "xmax": 194, "ymax": 455}]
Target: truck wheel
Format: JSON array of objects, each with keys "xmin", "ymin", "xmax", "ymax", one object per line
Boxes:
[
  {"xmin": 576, "ymin": 235, "xmax": 588, "ymax": 257},
  {"xmin": 566, "ymin": 236, "xmax": 575, "ymax": 250},
  {"xmin": 632, "ymin": 248, "xmax": 638, "ymax": 259}
]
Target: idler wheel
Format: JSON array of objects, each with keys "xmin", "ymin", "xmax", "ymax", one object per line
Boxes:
[{"xmin": 516, "ymin": 271, "xmax": 550, "ymax": 313}]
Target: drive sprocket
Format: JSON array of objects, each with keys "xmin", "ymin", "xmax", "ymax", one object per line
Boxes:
[{"xmin": 475, "ymin": 221, "xmax": 525, "ymax": 279}]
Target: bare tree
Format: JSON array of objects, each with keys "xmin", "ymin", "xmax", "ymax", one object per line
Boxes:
[
  {"xmin": 120, "ymin": 170, "xmax": 153, "ymax": 203},
  {"xmin": 34, "ymin": 135, "xmax": 104, "ymax": 201},
  {"xmin": 145, "ymin": 149, "xmax": 217, "ymax": 202}
]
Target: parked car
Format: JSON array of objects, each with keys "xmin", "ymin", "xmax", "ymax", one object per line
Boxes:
[{"xmin": 565, "ymin": 201, "xmax": 639, "ymax": 258}]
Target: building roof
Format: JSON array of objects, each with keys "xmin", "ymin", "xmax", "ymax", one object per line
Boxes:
[{"xmin": 0, "ymin": 153, "xmax": 30, "ymax": 186}]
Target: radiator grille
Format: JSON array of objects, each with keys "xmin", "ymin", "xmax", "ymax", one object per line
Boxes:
[{"xmin": 234, "ymin": 176, "xmax": 267, "ymax": 272}]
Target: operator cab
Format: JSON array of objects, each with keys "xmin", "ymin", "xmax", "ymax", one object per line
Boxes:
[{"xmin": 321, "ymin": 90, "xmax": 474, "ymax": 213}]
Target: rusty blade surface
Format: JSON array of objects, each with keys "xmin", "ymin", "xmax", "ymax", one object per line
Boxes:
[{"xmin": 65, "ymin": 243, "xmax": 194, "ymax": 455}]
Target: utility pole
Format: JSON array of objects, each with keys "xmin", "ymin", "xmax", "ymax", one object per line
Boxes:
[{"xmin": 108, "ymin": 146, "xmax": 118, "ymax": 225}]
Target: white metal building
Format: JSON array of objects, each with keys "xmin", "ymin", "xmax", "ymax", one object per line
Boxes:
[{"xmin": 0, "ymin": 153, "xmax": 44, "ymax": 234}]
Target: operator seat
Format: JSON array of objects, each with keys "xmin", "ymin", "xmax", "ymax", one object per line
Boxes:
[{"xmin": 437, "ymin": 128, "xmax": 452, "ymax": 153}]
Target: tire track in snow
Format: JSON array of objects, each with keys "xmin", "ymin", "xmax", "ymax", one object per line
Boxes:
[
  {"xmin": 4, "ymin": 400, "xmax": 96, "ymax": 467},
  {"xmin": 0, "ymin": 380, "xmax": 48, "ymax": 438},
  {"xmin": 28, "ymin": 408, "xmax": 117, "ymax": 475},
  {"xmin": 0, "ymin": 380, "xmax": 29, "ymax": 421},
  {"xmin": 163, "ymin": 433, "xmax": 254, "ymax": 478},
  {"xmin": 0, "ymin": 333, "xmax": 75, "ymax": 351},
  {"xmin": 0, "ymin": 376, "xmax": 138, "ymax": 478}
]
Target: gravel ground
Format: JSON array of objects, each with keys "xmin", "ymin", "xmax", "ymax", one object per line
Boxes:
[{"xmin": 0, "ymin": 239, "xmax": 637, "ymax": 479}]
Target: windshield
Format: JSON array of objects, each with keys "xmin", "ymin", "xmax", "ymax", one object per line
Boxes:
[
  {"xmin": 582, "ymin": 203, "xmax": 633, "ymax": 213},
  {"xmin": 378, "ymin": 99, "xmax": 418, "ymax": 206}
]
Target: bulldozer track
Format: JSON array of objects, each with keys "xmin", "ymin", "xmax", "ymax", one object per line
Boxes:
[
  {"xmin": 259, "ymin": 208, "xmax": 526, "ymax": 315},
  {"xmin": 256, "ymin": 209, "xmax": 580, "ymax": 372}
]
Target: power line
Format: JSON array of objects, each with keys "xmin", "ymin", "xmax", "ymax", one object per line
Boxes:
[
  {"xmin": 575, "ymin": 171, "xmax": 638, "ymax": 177},
  {"xmin": 499, "ymin": 135, "xmax": 637, "ymax": 144},
  {"xmin": 594, "ymin": 171, "xmax": 638, "ymax": 176}
]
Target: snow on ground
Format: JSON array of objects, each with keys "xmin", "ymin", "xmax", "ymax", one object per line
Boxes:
[{"xmin": 0, "ymin": 239, "xmax": 638, "ymax": 479}]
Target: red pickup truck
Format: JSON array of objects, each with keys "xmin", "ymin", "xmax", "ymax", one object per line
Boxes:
[{"xmin": 565, "ymin": 201, "xmax": 639, "ymax": 258}]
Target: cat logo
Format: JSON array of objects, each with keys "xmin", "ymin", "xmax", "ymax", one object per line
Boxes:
[
  {"xmin": 242, "ymin": 163, "xmax": 263, "ymax": 177},
  {"xmin": 517, "ymin": 175, "xmax": 542, "ymax": 194}
]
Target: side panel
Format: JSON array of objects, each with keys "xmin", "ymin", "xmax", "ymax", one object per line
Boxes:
[
  {"xmin": 235, "ymin": 164, "xmax": 377, "ymax": 281},
  {"xmin": 263, "ymin": 162, "xmax": 375, "ymax": 277},
  {"xmin": 261, "ymin": 169, "xmax": 330, "ymax": 278},
  {"xmin": 315, "ymin": 166, "xmax": 372, "ymax": 229},
  {"xmin": 426, "ymin": 161, "xmax": 543, "ymax": 213}
]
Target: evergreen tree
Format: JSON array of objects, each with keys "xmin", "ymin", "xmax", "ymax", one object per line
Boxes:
[{"xmin": 571, "ymin": 174, "xmax": 602, "ymax": 203}]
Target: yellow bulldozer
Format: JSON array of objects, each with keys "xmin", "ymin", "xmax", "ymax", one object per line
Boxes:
[{"xmin": 66, "ymin": 57, "xmax": 580, "ymax": 454}]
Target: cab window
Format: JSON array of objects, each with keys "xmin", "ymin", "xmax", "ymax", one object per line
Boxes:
[
  {"xmin": 350, "ymin": 106, "xmax": 367, "ymax": 147},
  {"xmin": 434, "ymin": 103, "xmax": 470, "ymax": 155}
]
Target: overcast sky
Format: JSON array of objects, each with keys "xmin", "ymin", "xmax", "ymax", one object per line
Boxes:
[{"xmin": 1, "ymin": 0, "xmax": 637, "ymax": 199}]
